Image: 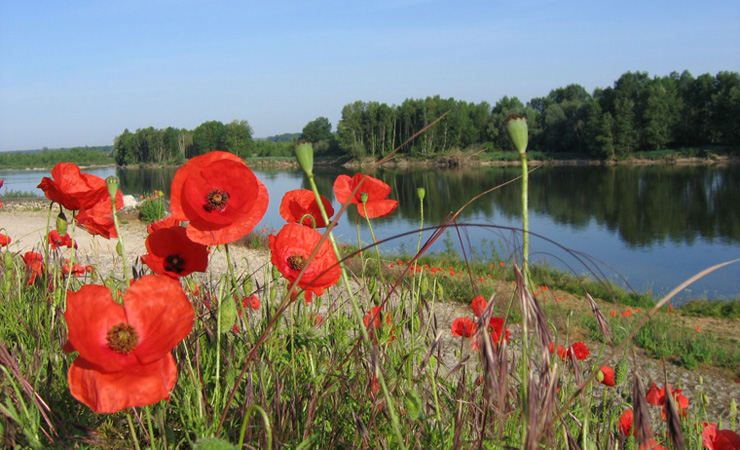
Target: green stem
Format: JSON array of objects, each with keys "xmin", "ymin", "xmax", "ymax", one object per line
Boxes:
[
  {"xmin": 237, "ymin": 405, "xmax": 273, "ymax": 450},
  {"xmin": 307, "ymin": 174, "xmax": 407, "ymax": 450},
  {"xmin": 520, "ymin": 152, "xmax": 530, "ymax": 288},
  {"xmin": 110, "ymin": 194, "xmax": 131, "ymax": 288},
  {"xmin": 126, "ymin": 411, "xmax": 142, "ymax": 450}
]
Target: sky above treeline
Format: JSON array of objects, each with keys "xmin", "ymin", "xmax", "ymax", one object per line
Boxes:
[{"xmin": 1, "ymin": 0, "xmax": 739, "ymax": 152}]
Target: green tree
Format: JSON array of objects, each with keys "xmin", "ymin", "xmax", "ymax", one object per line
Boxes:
[
  {"xmin": 301, "ymin": 117, "xmax": 333, "ymax": 143},
  {"xmin": 191, "ymin": 120, "xmax": 227, "ymax": 157},
  {"xmin": 224, "ymin": 120, "xmax": 254, "ymax": 157}
]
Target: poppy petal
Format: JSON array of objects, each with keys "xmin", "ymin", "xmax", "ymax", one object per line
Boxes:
[{"xmin": 68, "ymin": 353, "xmax": 177, "ymax": 414}]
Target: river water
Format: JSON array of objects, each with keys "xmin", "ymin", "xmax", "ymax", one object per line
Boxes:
[{"xmin": 2, "ymin": 163, "xmax": 739, "ymax": 303}]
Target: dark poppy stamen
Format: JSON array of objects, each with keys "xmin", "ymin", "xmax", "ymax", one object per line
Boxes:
[
  {"xmin": 204, "ymin": 189, "xmax": 230, "ymax": 212},
  {"xmin": 287, "ymin": 254, "xmax": 307, "ymax": 271},
  {"xmin": 106, "ymin": 322, "xmax": 139, "ymax": 354},
  {"xmin": 165, "ymin": 254, "xmax": 186, "ymax": 274}
]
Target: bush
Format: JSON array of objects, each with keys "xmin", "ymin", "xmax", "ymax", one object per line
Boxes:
[{"xmin": 138, "ymin": 191, "xmax": 167, "ymax": 224}]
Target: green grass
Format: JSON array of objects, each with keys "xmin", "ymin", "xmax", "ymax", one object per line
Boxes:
[{"xmin": 677, "ymin": 298, "xmax": 740, "ymax": 319}]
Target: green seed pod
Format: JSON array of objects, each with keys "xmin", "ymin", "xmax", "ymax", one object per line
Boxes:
[
  {"xmin": 503, "ymin": 114, "xmax": 528, "ymax": 155},
  {"xmin": 218, "ymin": 296, "xmax": 237, "ymax": 334},
  {"xmin": 420, "ymin": 275, "xmax": 429, "ymax": 293},
  {"xmin": 435, "ymin": 283, "xmax": 444, "ymax": 299},
  {"xmin": 105, "ymin": 176, "xmax": 119, "ymax": 203},
  {"xmin": 294, "ymin": 141, "xmax": 314, "ymax": 176},
  {"xmin": 614, "ymin": 358, "xmax": 629, "ymax": 386},
  {"xmin": 417, "ymin": 187, "xmax": 426, "ymax": 202},
  {"xmin": 56, "ymin": 212, "xmax": 68, "ymax": 236},
  {"xmin": 242, "ymin": 275, "xmax": 254, "ymax": 295},
  {"xmin": 596, "ymin": 369, "xmax": 605, "ymax": 383}
]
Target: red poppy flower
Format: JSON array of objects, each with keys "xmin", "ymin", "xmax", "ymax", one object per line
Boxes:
[
  {"xmin": 484, "ymin": 317, "xmax": 511, "ymax": 346},
  {"xmin": 62, "ymin": 260, "xmax": 86, "ymax": 277},
  {"xmin": 22, "ymin": 251, "xmax": 45, "ymax": 284},
  {"xmin": 333, "ymin": 173, "xmax": 398, "ymax": 218},
  {"xmin": 242, "ymin": 294, "xmax": 260, "ymax": 310},
  {"xmin": 147, "ymin": 215, "xmax": 181, "ymax": 234},
  {"xmin": 75, "ymin": 198, "xmax": 121, "ymax": 239},
  {"xmin": 646, "ymin": 383, "xmax": 690, "ymax": 419},
  {"xmin": 170, "ymin": 151, "xmax": 269, "ymax": 246},
  {"xmin": 471, "ymin": 295, "xmax": 487, "ymax": 317},
  {"xmin": 48, "ymin": 230, "xmax": 77, "ymax": 249},
  {"xmin": 618, "ymin": 409, "xmax": 633, "ymax": 436},
  {"xmin": 38, "ymin": 163, "xmax": 107, "ymax": 211},
  {"xmin": 639, "ymin": 439, "xmax": 668, "ymax": 450},
  {"xmin": 279, "ymin": 189, "xmax": 334, "ymax": 228},
  {"xmin": 0, "ymin": 233, "xmax": 10, "ymax": 247},
  {"xmin": 567, "ymin": 342, "xmax": 590, "ymax": 360},
  {"xmin": 268, "ymin": 223, "xmax": 340, "ymax": 303},
  {"xmin": 364, "ymin": 306, "xmax": 391, "ymax": 329},
  {"xmin": 548, "ymin": 342, "xmax": 567, "ymax": 361},
  {"xmin": 598, "ymin": 366, "xmax": 616, "ymax": 386},
  {"xmin": 63, "ymin": 275, "xmax": 193, "ymax": 413},
  {"xmin": 141, "ymin": 226, "xmax": 209, "ymax": 278},
  {"xmin": 702, "ymin": 422, "xmax": 740, "ymax": 450},
  {"xmin": 451, "ymin": 317, "xmax": 477, "ymax": 337}
]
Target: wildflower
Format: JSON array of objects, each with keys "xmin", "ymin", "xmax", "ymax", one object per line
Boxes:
[
  {"xmin": 169, "ymin": 151, "xmax": 268, "ymax": 246},
  {"xmin": 62, "ymin": 259, "xmax": 86, "ymax": 277},
  {"xmin": 640, "ymin": 439, "xmax": 668, "ymax": 450},
  {"xmin": 548, "ymin": 342, "xmax": 567, "ymax": 360},
  {"xmin": 451, "ymin": 317, "xmax": 477, "ymax": 338},
  {"xmin": 696, "ymin": 326, "xmax": 701, "ymax": 332},
  {"xmin": 364, "ymin": 306, "xmax": 395, "ymax": 341},
  {"xmin": 567, "ymin": 342, "xmax": 590, "ymax": 360},
  {"xmin": 63, "ymin": 275, "xmax": 193, "ymax": 413},
  {"xmin": 48, "ymin": 229, "xmax": 77, "ymax": 249},
  {"xmin": 646, "ymin": 383, "xmax": 689, "ymax": 419},
  {"xmin": 0, "ymin": 233, "xmax": 10, "ymax": 247},
  {"xmin": 597, "ymin": 366, "xmax": 616, "ymax": 386},
  {"xmin": 242, "ymin": 294, "xmax": 260, "ymax": 310},
  {"xmin": 474, "ymin": 317, "xmax": 510, "ymax": 349},
  {"xmin": 618, "ymin": 409, "xmax": 634, "ymax": 436},
  {"xmin": 279, "ymin": 189, "xmax": 334, "ymax": 228},
  {"xmin": 141, "ymin": 226, "xmax": 209, "ymax": 279},
  {"xmin": 622, "ymin": 308, "xmax": 633, "ymax": 318},
  {"xmin": 471, "ymin": 295, "xmax": 487, "ymax": 317},
  {"xmin": 38, "ymin": 162, "xmax": 123, "ymax": 238},
  {"xmin": 269, "ymin": 223, "xmax": 340, "ymax": 303},
  {"xmin": 610, "ymin": 310, "xmax": 617, "ymax": 317},
  {"xmin": 22, "ymin": 251, "xmax": 44, "ymax": 284},
  {"xmin": 333, "ymin": 173, "xmax": 398, "ymax": 218},
  {"xmin": 701, "ymin": 422, "xmax": 740, "ymax": 450}
]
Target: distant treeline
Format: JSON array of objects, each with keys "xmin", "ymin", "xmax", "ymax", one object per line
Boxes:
[
  {"xmin": 110, "ymin": 69, "xmax": 740, "ymax": 164},
  {"xmin": 0, "ymin": 147, "xmax": 114, "ymax": 169}
]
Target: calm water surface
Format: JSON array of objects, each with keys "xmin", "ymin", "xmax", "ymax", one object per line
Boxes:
[{"xmin": 2, "ymin": 164, "xmax": 739, "ymax": 303}]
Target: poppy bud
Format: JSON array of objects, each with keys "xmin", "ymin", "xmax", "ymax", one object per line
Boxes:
[
  {"xmin": 219, "ymin": 296, "xmax": 237, "ymax": 334},
  {"xmin": 420, "ymin": 276, "xmax": 429, "ymax": 293},
  {"xmin": 596, "ymin": 369, "xmax": 605, "ymax": 383},
  {"xmin": 3, "ymin": 251, "xmax": 13, "ymax": 269},
  {"xmin": 503, "ymin": 114, "xmax": 528, "ymax": 155},
  {"xmin": 56, "ymin": 212, "xmax": 68, "ymax": 236},
  {"xmin": 417, "ymin": 187, "xmax": 426, "ymax": 202},
  {"xmin": 242, "ymin": 276, "xmax": 254, "ymax": 295},
  {"xmin": 105, "ymin": 176, "xmax": 119, "ymax": 205},
  {"xmin": 614, "ymin": 358, "xmax": 628, "ymax": 386},
  {"xmin": 193, "ymin": 436, "xmax": 238, "ymax": 450},
  {"xmin": 435, "ymin": 283, "xmax": 444, "ymax": 299},
  {"xmin": 295, "ymin": 141, "xmax": 314, "ymax": 176},
  {"xmin": 116, "ymin": 241, "xmax": 124, "ymax": 258}
]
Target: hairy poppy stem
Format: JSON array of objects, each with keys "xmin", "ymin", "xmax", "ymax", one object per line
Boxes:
[
  {"xmin": 305, "ymin": 172, "xmax": 408, "ymax": 450},
  {"xmin": 125, "ymin": 411, "xmax": 142, "ymax": 450},
  {"xmin": 107, "ymin": 177, "xmax": 130, "ymax": 288}
]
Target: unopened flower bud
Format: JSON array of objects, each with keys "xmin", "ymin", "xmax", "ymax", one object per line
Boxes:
[
  {"xmin": 417, "ymin": 187, "xmax": 426, "ymax": 202},
  {"xmin": 295, "ymin": 141, "xmax": 314, "ymax": 176},
  {"xmin": 56, "ymin": 212, "xmax": 68, "ymax": 236},
  {"xmin": 503, "ymin": 114, "xmax": 528, "ymax": 155}
]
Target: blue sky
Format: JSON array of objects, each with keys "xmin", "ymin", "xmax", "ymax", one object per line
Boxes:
[{"xmin": 1, "ymin": 0, "xmax": 738, "ymax": 152}]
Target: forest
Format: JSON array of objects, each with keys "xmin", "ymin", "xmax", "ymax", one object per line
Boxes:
[{"xmin": 110, "ymin": 70, "xmax": 739, "ymax": 165}]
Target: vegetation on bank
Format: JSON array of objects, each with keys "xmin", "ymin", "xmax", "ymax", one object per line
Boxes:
[
  {"xmin": 0, "ymin": 147, "xmax": 114, "ymax": 169},
  {"xmin": 108, "ymin": 69, "xmax": 740, "ymax": 165}
]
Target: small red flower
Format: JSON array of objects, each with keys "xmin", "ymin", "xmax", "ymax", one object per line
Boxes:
[
  {"xmin": 48, "ymin": 230, "xmax": 77, "ymax": 249},
  {"xmin": 147, "ymin": 215, "xmax": 180, "ymax": 234},
  {"xmin": 451, "ymin": 317, "xmax": 477, "ymax": 337},
  {"xmin": 63, "ymin": 275, "xmax": 194, "ymax": 413},
  {"xmin": 640, "ymin": 439, "xmax": 668, "ymax": 450},
  {"xmin": 646, "ymin": 383, "xmax": 690, "ymax": 419},
  {"xmin": 62, "ymin": 259, "xmax": 86, "ymax": 277},
  {"xmin": 471, "ymin": 295, "xmax": 487, "ymax": 317},
  {"xmin": 702, "ymin": 422, "xmax": 740, "ymax": 450},
  {"xmin": 0, "ymin": 233, "xmax": 10, "ymax": 247},
  {"xmin": 567, "ymin": 342, "xmax": 590, "ymax": 360},
  {"xmin": 484, "ymin": 317, "xmax": 511, "ymax": 346},
  {"xmin": 364, "ymin": 306, "xmax": 394, "ymax": 332},
  {"xmin": 269, "ymin": 223, "xmax": 340, "ymax": 303},
  {"xmin": 598, "ymin": 366, "xmax": 616, "ymax": 386},
  {"xmin": 242, "ymin": 294, "xmax": 260, "ymax": 310},
  {"xmin": 22, "ymin": 251, "xmax": 45, "ymax": 284},
  {"xmin": 141, "ymin": 226, "xmax": 209, "ymax": 278},
  {"xmin": 170, "ymin": 151, "xmax": 269, "ymax": 246},
  {"xmin": 333, "ymin": 173, "xmax": 398, "ymax": 218},
  {"xmin": 618, "ymin": 409, "xmax": 633, "ymax": 436},
  {"xmin": 279, "ymin": 189, "xmax": 334, "ymax": 228},
  {"xmin": 548, "ymin": 342, "xmax": 567, "ymax": 361}
]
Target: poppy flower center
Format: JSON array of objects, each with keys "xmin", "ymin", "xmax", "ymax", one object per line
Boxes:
[
  {"xmin": 106, "ymin": 322, "xmax": 139, "ymax": 354},
  {"xmin": 287, "ymin": 254, "xmax": 307, "ymax": 271},
  {"xmin": 165, "ymin": 254, "xmax": 186, "ymax": 274},
  {"xmin": 205, "ymin": 189, "xmax": 230, "ymax": 212}
]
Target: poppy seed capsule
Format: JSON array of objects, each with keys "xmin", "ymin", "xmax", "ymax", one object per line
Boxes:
[
  {"xmin": 56, "ymin": 212, "xmax": 68, "ymax": 235},
  {"xmin": 295, "ymin": 141, "xmax": 314, "ymax": 176},
  {"xmin": 503, "ymin": 114, "xmax": 528, "ymax": 155}
]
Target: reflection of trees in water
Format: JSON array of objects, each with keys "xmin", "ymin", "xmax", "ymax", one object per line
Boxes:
[
  {"xmin": 317, "ymin": 165, "xmax": 740, "ymax": 247},
  {"xmin": 118, "ymin": 164, "xmax": 740, "ymax": 247}
]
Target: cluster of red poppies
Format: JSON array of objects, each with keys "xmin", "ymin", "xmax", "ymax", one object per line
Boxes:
[{"xmin": 451, "ymin": 295, "xmax": 511, "ymax": 350}]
